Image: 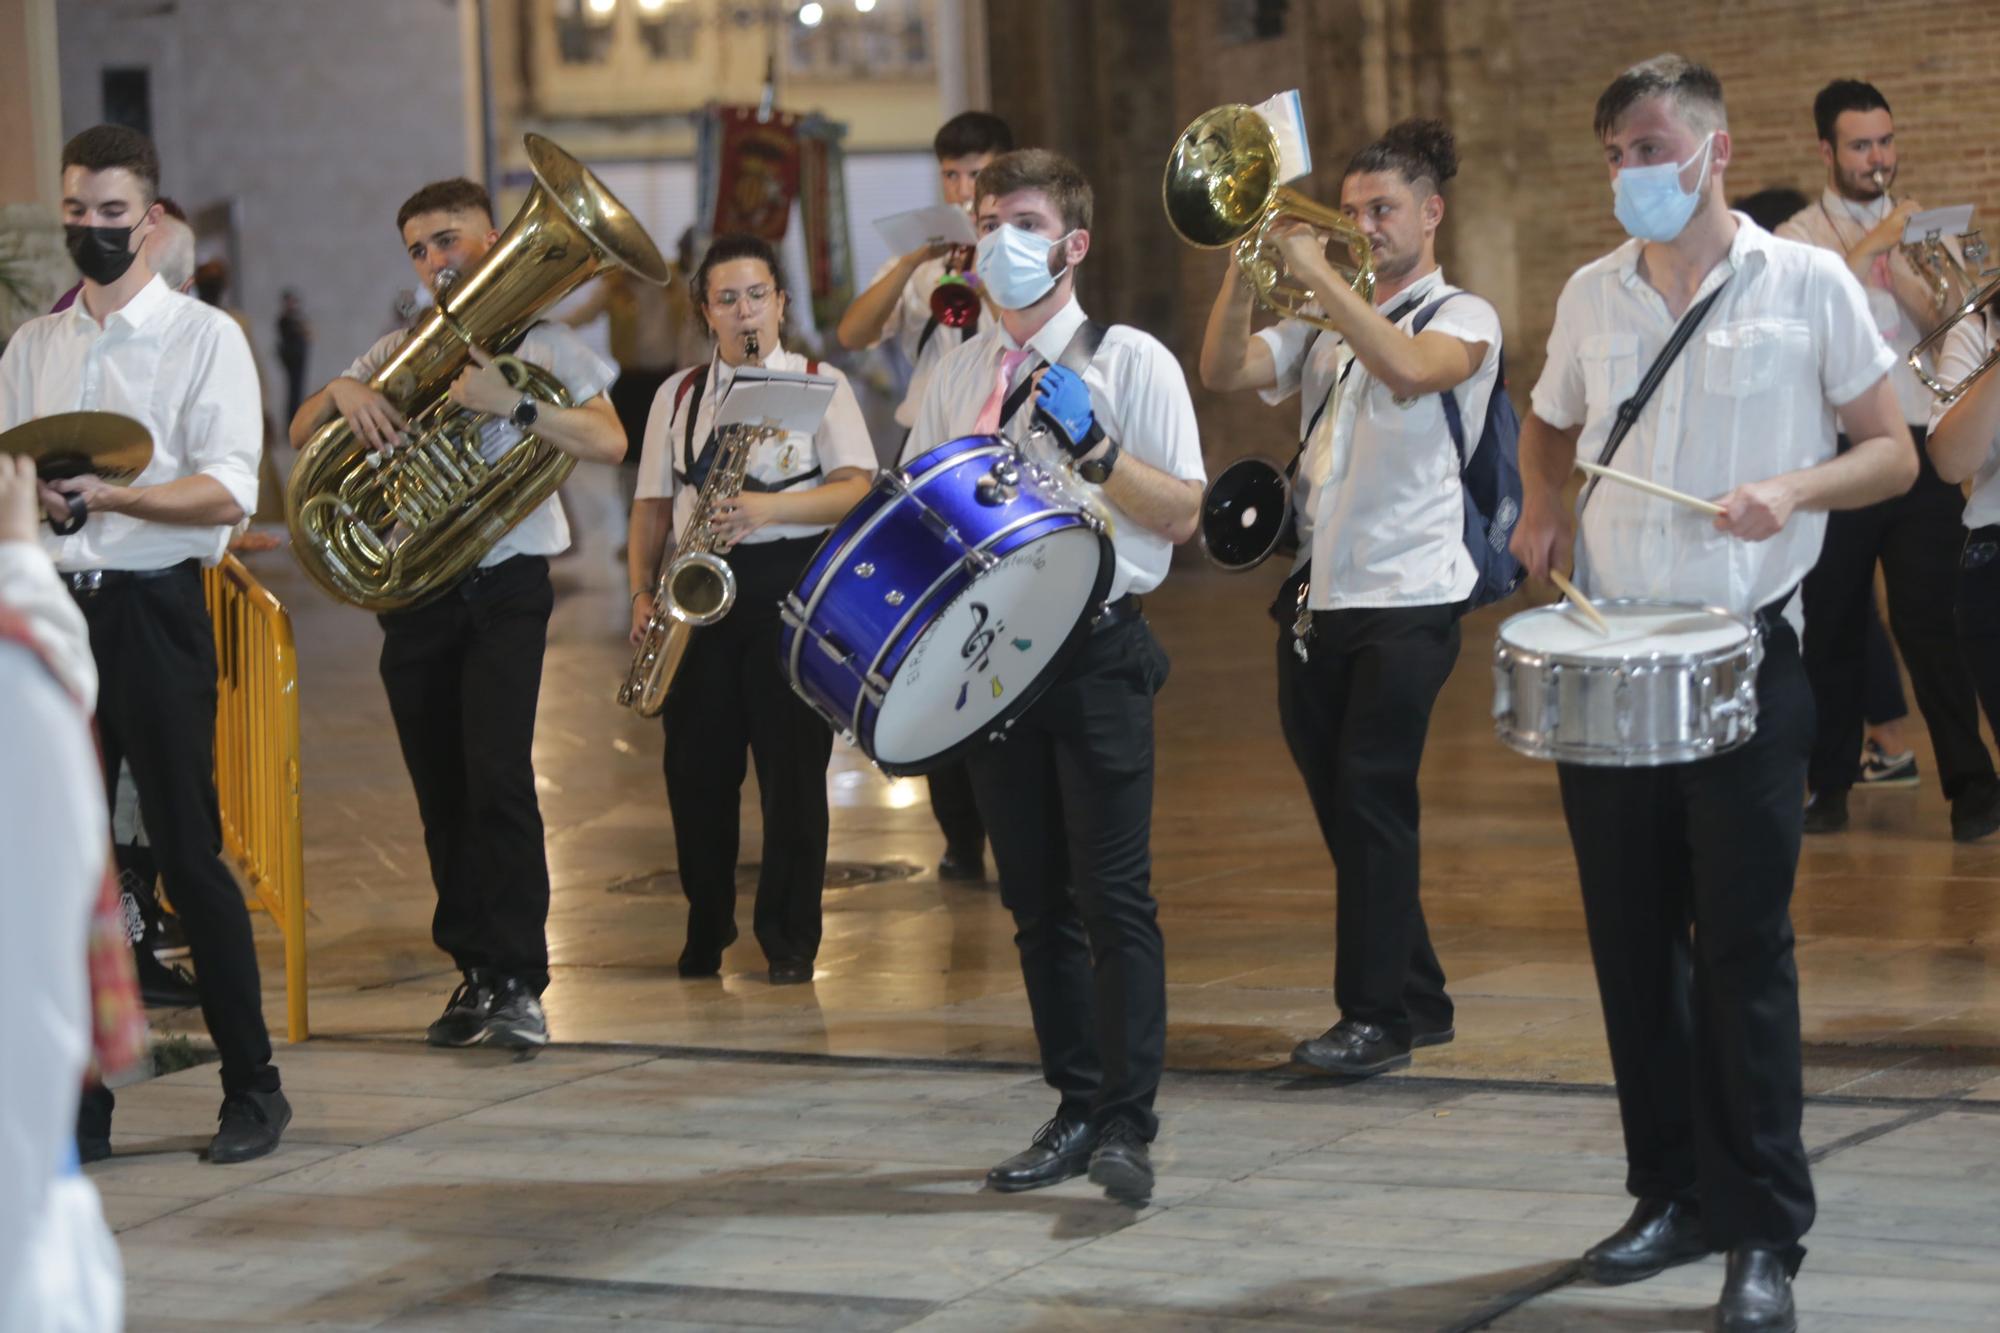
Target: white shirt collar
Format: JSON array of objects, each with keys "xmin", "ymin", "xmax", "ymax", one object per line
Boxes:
[
  {"xmin": 67, "ymin": 274, "xmax": 172, "ymax": 335},
  {"xmin": 1823, "ymin": 184, "xmax": 1891, "ymax": 225},
  {"xmin": 1000, "ymin": 293, "xmax": 1087, "ymax": 363},
  {"xmin": 1614, "ymin": 212, "xmax": 1772, "ymax": 298},
  {"xmin": 1378, "ymin": 267, "xmax": 1446, "ymax": 313}
]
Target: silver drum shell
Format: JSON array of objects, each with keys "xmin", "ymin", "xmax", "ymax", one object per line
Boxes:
[{"xmin": 1492, "ymin": 598, "xmax": 1764, "ymax": 767}]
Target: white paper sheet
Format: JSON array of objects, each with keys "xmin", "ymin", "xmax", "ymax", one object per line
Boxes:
[
  {"xmin": 1904, "ymin": 204, "xmax": 1976, "ymax": 245},
  {"xmin": 873, "ymin": 204, "xmax": 978, "ymax": 256},
  {"xmin": 1255, "ymin": 89, "xmax": 1313, "ymax": 184},
  {"xmin": 714, "ymin": 367, "xmax": 836, "ymax": 435}
]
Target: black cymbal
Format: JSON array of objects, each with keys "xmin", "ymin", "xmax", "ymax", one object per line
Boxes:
[{"xmin": 0, "ymin": 411, "xmax": 154, "ymax": 485}]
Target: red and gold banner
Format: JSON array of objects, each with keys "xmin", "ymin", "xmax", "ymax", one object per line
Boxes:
[{"xmin": 708, "ymin": 105, "xmax": 801, "ymax": 242}]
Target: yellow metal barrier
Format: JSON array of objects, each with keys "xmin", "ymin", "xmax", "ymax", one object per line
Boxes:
[{"xmin": 204, "ymin": 555, "xmax": 308, "ymax": 1042}]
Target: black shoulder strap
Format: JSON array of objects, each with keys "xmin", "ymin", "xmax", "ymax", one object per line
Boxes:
[
  {"xmin": 914, "ymin": 313, "xmax": 944, "ymax": 362},
  {"xmin": 996, "ymin": 318, "xmax": 1107, "ymax": 433},
  {"xmin": 1294, "ymin": 291, "xmax": 1430, "ymax": 451},
  {"xmin": 678, "ymin": 365, "xmax": 712, "ymax": 483},
  {"xmin": 1578, "ymin": 279, "xmax": 1731, "ymax": 512}
]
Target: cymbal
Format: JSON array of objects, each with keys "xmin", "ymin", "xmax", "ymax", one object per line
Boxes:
[{"xmin": 0, "ymin": 411, "xmax": 154, "ymax": 485}]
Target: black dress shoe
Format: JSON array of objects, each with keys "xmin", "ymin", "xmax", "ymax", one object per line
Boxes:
[
  {"xmin": 937, "ymin": 848, "xmax": 986, "ymax": 882},
  {"xmin": 985, "ymin": 1115, "xmax": 1096, "ymax": 1193},
  {"xmin": 1802, "ymin": 788, "xmax": 1849, "ymax": 835},
  {"xmin": 1951, "ymin": 779, "xmax": 2000, "ymax": 843},
  {"xmin": 77, "ymin": 1084, "xmax": 114, "ymax": 1164},
  {"xmin": 1088, "ymin": 1118, "xmax": 1153, "ymax": 1206},
  {"xmin": 1715, "ymin": 1246, "xmax": 1797, "ymax": 1332},
  {"xmin": 1583, "ymin": 1198, "xmax": 1711, "ymax": 1284},
  {"xmin": 768, "ymin": 959, "xmax": 814, "ymax": 985},
  {"xmin": 678, "ymin": 925, "xmax": 739, "ymax": 978},
  {"xmin": 1292, "ymin": 1019, "xmax": 1411, "ymax": 1076},
  {"xmin": 209, "ymin": 1088, "xmax": 292, "ymax": 1165},
  {"xmin": 135, "ymin": 948, "xmax": 202, "ymax": 1009},
  {"xmin": 1411, "ymin": 1019, "xmax": 1455, "ymax": 1049}
]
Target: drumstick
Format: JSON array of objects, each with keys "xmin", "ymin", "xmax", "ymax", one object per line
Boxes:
[
  {"xmin": 1548, "ymin": 569, "xmax": 1611, "ymax": 636},
  {"xmin": 1574, "ymin": 460, "xmax": 1725, "ymax": 516}
]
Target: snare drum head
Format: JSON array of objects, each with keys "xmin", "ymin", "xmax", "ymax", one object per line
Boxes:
[
  {"xmin": 1500, "ymin": 602, "xmax": 1751, "ymax": 659},
  {"xmin": 870, "ymin": 525, "xmax": 1105, "ymax": 766}
]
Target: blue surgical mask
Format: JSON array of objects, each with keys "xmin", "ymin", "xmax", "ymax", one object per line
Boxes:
[
  {"xmin": 1612, "ymin": 132, "xmax": 1715, "ymax": 243},
  {"xmin": 974, "ymin": 224, "xmax": 1074, "ymax": 310}
]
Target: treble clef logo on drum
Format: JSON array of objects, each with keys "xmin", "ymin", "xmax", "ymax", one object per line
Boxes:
[{"xmin": 961, "ymin": 602, "xmax": 1003, "ymax": 673}]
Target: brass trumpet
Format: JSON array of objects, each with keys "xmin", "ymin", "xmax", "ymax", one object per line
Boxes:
[
  {"xmin": 1164, "ymin": 103, "xmax": 1374, "ymax": 328},
  {"xmin": 1875, "ymin": 168, "xmax": 2000, "ymax": 403}
]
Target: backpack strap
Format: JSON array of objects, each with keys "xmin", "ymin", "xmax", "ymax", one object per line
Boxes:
[{"xmin": 1409, "ymin": 293, "xmax": 1472, "ymax": 465}]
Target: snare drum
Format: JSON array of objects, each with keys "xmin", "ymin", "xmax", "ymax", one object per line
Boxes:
[
  {"xmin": 1492, "ymin": 598, "xmax": 1763, "ymax": 766},
  {"xmin": 781, "ymin": 435, "xmax": 1113, "ymax": 775}
]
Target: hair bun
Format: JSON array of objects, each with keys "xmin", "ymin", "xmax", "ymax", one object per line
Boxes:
[{"xmin": 1385, "ymin": 119, "xmax": 1459, "ymax": 185}]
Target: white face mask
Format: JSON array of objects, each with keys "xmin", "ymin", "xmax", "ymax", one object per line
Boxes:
[
  {"xmin": 974, "ymin": 224, "xmax": 1075, "ymax": 311},
  {"xmin": 1612, "ymin": 132, "xmax": 1715, "ymax": 243}
]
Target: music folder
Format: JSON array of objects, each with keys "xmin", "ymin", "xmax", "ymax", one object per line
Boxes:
[{"xmin": 714, "ymin": 366, "xmax": 837, "ymax": 437}]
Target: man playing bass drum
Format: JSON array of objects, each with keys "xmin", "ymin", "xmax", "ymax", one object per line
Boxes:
[
  {"xmin": 1200, "ymin": 119, "xmax": 1501, "ymax": 1080},
  {"xmin": 628, "ymin": 234, "xmax": 874, "ymax": 987},
  {"xmin": 291, "ymin": 178, "xmax": 627, "ymax": 1051}
]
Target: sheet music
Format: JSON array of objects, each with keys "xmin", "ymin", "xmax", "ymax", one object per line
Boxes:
[
  {"xmin": 1255, "ymin": 89, "xmax": 1313, "ymax": 184},
  {"xmin": 715, "ymin": 366, "xmax": 837, "ymax": 435},
  {"xmin": 873, "ymin": 204, "xmax": 978, "ymax": 255},
  {"xmin": 1904, "ymin": 204, "xmax": 1975, "ymax": 245}
]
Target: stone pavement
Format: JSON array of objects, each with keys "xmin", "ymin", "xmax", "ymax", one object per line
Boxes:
[{"xmin": 97, "ymin": 1041, "xmax": 2000, "ymax": 1332}]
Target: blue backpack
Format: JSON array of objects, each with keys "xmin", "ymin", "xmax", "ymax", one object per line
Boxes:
[{"xmin": 1411, "ymin": 293, "xmax": 1524, "ymax": 610}]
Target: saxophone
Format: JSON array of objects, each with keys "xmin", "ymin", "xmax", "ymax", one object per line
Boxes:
[{"xmin": 619, "ymin": 332, "xmax": 782, "ymax": 716}]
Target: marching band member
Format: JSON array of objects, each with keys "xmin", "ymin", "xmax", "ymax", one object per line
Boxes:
[
  {"xmin": 836, "ymin": 109, "xmax": 1015, "ymax": 885},
  {"xmin": 1927, "ymin": 302, "xmax": 2000, "ymax": 738},
  {"xmin": 1512, "ymin": 57, "xmax": 1914, "ymax": 1332},
  {"xmin": 1, "ymin": 126, "xmax": 288, "ymax": 1165},
  {"xmin": 291, "ymin": 178, "xmax": 626, "ymax": 1050},
  {"xmin": 1199, "ymin": 118, "xmax": 1499, "ymax": 1079},
  {"xmin": 1775, "ymin": 80, "xmax": 2000, "ymax": 840},
  {"xmin": 628, "ymin": 234, "xmax": 875, "ymax": 986},
  {"xmin": 904, "ymin": 149, "xmax": 1206, "ymax": 1206}
]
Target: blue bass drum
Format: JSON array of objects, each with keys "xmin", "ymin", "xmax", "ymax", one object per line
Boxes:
[{"xmin": 781, "ymin": 434, "xmax": 1113, "ymax": 775}]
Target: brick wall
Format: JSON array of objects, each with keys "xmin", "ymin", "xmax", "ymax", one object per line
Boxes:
[{"xmin": 987, "ymin": 0, "xmax": 2000, "ymax": 474}]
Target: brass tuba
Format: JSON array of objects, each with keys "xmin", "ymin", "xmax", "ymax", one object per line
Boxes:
[
  {"xmin": 1164, "ymin": 103, "xmax": 1374, "ymax": 329},
  {"xmin": 286, "ymin": 134, "xmax": 669, "ymax": 610}
]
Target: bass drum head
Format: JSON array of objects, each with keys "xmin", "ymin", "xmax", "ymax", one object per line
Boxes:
[
  {"xmin": 1201, "ymin": 457, "xmax": 1291, "ymax": 570},
  {"xmin": 870, "ymin": 524, "xmax": 1108, "ymax": 768}
]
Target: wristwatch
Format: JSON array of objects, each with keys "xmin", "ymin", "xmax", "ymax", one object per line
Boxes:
[
  {"xmin": 510, "ymin": 394, "xmax": 540, "ymax": 430},
  {"xmin": 1077, "ymin": 437, "xmax": 1120, "ymax": 485}
]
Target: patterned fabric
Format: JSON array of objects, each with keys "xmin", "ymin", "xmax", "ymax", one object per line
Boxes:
[{"xmin": 0, "ymin": 603, "xmax": 146, "ymax": 1081}]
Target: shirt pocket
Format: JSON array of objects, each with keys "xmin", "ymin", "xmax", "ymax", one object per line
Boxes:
[
  {"xmin": 1702, "ymin": 318, "xmax": 1813, "ymax": 399},
  {"xmin": 1580, "ymin": 332, "xmax": 1642, "ymax": 417}
]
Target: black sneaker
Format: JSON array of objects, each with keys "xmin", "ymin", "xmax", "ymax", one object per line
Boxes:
[
  {"xmin": 1802, "ymin": 788, "xmax": 1849, "ymax": 835},
  {"xmin": 426, "ymin": 971, "xmax": 496, "ymax": 1047},
  {"xmin": 210, "ymin": 1088, "xmax": 291, "ymax": 1165},
  {"xmin": 472, "ymin": 976, "xmax": 548, "ymax": 1049},
  {"xmin": 135, "ymin": 948, "xmax": 202, "ymax": 1009},
  {"xmin": 1859, "ymin": 741, "xmax": 1919, "ymax": 788},
  {"xmin": 1088, "ymin": 1118, "xmax": 1154, "ymax": 1206}
]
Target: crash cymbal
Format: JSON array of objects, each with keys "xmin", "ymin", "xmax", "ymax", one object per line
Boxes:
[{"xmin": 0, "ymin": 411, "xmax": 154, "ymax": 485}]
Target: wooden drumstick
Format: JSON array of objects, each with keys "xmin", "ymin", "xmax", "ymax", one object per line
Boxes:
[
  {"xmin": 1549, "ymin": 569, "xmax": 1611, "ymax": 636},
  {"xmin": 1575, "ymin": 460, "xmax": 1725, "ymax": 516}
]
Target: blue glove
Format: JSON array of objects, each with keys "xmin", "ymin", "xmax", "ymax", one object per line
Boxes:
[{"xmin": 1032, "ymin": 364, "xmax": 1104, "ymax": 459}]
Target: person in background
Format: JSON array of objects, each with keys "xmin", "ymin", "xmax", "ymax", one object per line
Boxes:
[{"xmin": 277, "ymin": 289, "xmax": 313, "ymax": 427}]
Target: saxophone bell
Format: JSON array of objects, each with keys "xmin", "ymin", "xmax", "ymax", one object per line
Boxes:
[{"xmin": 665, "ymin": 550, "xmax": 738, "ymax": 626}]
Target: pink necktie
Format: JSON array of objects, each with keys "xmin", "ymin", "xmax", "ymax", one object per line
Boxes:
[{"xmin": 973, "ymin": 347, "xmax": 1033, "ymax": 435}]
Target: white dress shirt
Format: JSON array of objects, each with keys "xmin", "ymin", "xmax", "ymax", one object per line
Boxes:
[
  {"xmin": 1, "ymin": 275, "xmax": 262, "ymax": 572},
  {"xmin": 1531, "ymin": 215, "xmax": 1896, "ymax": 626},
  {"xmin": 0, "ymin": 605, "xmax": 123, "ymax": 1333},
  {"xmin": 905, "ymin": 296, "xmax": 1207, "ymax": 602},
  {"xmin": 1257, "ymin": 268, "xmax": 1501, "ymax": 609},
  {"xmin": 1776, "ymin": 189, "xmax": 1935, "ymax": 425},
  {"xmin": 343, "ymin": 322, "xmax": 616, "ymax": 566},
  {"xmin": 866, "ymin": 253, "xmax": 979, "ymax": 429},
  {"xmin": 635, "ymin": 348, "xmax": 877, "ymax": 545},
  {"xmin": 1932, "ymin": 313, "xmax": 2000, "ymax": 528}
]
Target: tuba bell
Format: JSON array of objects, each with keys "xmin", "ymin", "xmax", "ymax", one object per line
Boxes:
[
  {"xmin": 286, "ymin": 134, "xmax": 670, "ymax": 611},
  {"xmin": 1164, "ymin": 103, "xmax": 1374, "ymax": 329}
]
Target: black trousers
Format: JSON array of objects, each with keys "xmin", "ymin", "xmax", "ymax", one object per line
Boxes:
[
  {"xmin": 377, "ymin": 555, "xmax": 554, "ymax": 992},
  {"xmin": 1861, "ymin": 596, "xmax": 1908, "ymax": 728},
  {"xmin": 80, "ymin": 563, "xmax": 278, "ymax": 1096},
  {"xmin": 1274, "ymin": 600, "xmax": 1460, "ymax": 1045},
  {"xmin": 662, "ymin": 537, "xmax": 833, "ymax": 966},
  {"xmin": 1956, "ymin": 525, "xmax": 2000, "ymax": 742},
  {"xmin": 1804, "ymin": 430, "xmax": 1994, "ymax": 800},
  {"xmin": 1556, "ymin": 615, "xmax": 1815, "ymax": 1263},
  {"xmin": 926, "ymin": 760, "xmax": 985, "ymax": 856},
  {"xmin": 966, "ymin": 614, "xmax": 1170, "ymax": 1138}
]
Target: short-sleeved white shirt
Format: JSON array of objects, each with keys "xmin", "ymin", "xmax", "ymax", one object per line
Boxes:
[
  {"xmin": 343, "ymin": 322, "xmax": 616, "ymax": 565},
  {"xmin": 1931, "ymin": 313, "xmax": 2000, "ymax": 528},
  {"xmin": 635, "ymin": 348, "xmax": 876, "ymax": 544},
  {"xmin": 1530, "ymin": 215, "xmax": 1896, "ymax": 625},
  {"xmin": 1255, "ymin": 268, "xmax": 1501, "ymax": 609},
  {"xmin": 904, "ymin": 296, "xmax": 1207, "ymax": 603}
]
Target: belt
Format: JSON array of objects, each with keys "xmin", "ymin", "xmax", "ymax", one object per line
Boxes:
[
  {"xmin": 62, "ymin": 559, "xmax": 197, "ymax": 595},
  {"xmin": 1093, "ymin": 593, "xmax": 1142, "ymax": 631}
]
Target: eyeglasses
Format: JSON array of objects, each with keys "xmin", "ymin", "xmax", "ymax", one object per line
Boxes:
[{"xmin": 708, "ymin": 285, "xmax": 775, "ymax": 310}]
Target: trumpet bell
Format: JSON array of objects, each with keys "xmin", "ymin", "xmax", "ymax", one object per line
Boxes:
[{"xmin": 1200, "ymin": 457, "xmax": 1295, "ymax": 572}]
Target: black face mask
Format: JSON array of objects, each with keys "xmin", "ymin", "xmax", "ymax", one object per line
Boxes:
[{"xmin": 64, "ymin": 223, "xmax": 140, "ymax": 286}]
